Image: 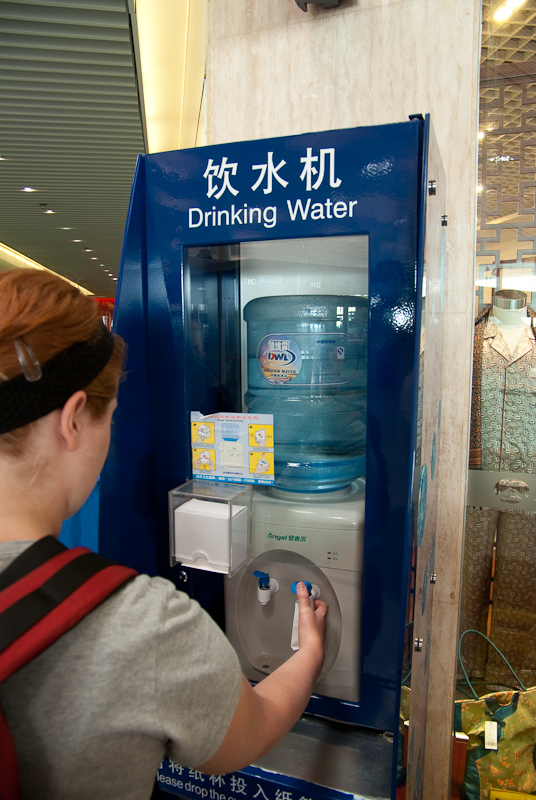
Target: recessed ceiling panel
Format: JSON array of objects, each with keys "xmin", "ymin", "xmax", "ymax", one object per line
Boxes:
[{"xmin": 0, "ymin": 0, "xmax": 145, "ymax": 295}]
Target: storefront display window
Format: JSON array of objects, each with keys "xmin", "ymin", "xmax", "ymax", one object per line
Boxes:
[{"xmin": 462, "ymin": 0, "xmax": 536, "ymax": 689}]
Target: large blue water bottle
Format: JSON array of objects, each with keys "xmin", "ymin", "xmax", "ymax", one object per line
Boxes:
[{"xmin": 244, "ymin": 295, "xmax": 367, "ymax": 492}]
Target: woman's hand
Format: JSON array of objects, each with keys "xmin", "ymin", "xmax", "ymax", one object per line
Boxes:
[
  {"xmin": 295, "ymin": 580, "xmax": 328, "ymax": 662},
  {"xmin": 198, "ymin": 581, "xmax": 328, "ymax": 775}
]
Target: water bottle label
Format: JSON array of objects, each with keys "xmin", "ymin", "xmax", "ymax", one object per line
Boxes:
[
  {"xmin": 259, "ymin": 335, "xmax": 302, "ymax": 383},
  {"xmin": 258, "ymin": 332, "xmax": 359, "ymax": 386}
]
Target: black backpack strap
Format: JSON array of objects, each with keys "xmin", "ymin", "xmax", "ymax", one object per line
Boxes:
[
  {"xmin": 0, "ymin": 547, "xmax": 133, "ymax": 656},
  {"xmin": 0, "ymin": 536, "xmax": 66, "ymax": 593}
]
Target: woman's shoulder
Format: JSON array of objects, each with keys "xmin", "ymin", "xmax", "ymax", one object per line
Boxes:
[
  {"xmin": 90, "ymin": 570, "xmax": 206, "ymax": 646},
  {"xmin": 0, "ymin": 540, "xmax": 205, "ymax": 646}
]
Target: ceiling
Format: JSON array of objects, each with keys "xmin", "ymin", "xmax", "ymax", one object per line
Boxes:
[
  {"xmin": 1, "ymin": 1, "xmax": 535, "ymax": 296},
  {"xmin": 0, "ymin": 0, "xmax": 145, "ymax": 296},
  {"xmin": 479, "ymin": 0, "xmax": 536, "ymax": 202},
  {"xmin": 478, "ymin": 0, "xmax": 536, "ymax": 267},
  {"xmin": 481, "ymin": 0, "xmax": 536, "ymax": 69}
]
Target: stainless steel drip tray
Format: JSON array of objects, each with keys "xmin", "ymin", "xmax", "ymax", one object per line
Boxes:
[{"xmin": 252, "ymin": 715, "xmax": 392, "ymax": 799}]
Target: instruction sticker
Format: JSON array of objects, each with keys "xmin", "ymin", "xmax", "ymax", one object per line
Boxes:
[
  {"xmin": 248, "ymin": 451, "xmax": 274, "ymax": 476},
  {"xmin": 191, "ymin": 412, "xmax": 274, "ymax": 486}
]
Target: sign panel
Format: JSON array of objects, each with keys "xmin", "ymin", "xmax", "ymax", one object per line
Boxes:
[
  {"xmin": 191, "ymin": 411, "xmax": 275, "ymax": 485},
  {"xmin": 144, "ymin": 122, "xmax": 421, "ymax": 248},
  {"xmin": 156, "ymin": 759, "xmax": 366, "ymax": 800}
]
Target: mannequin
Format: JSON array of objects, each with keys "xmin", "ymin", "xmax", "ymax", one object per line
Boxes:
[
  {"xmin": 491, "ymin": 289, "xmax": 530, "ymax": 353},
  {"xmin": 461, "ymin": 286, "xmax": 536, "ymax": 687}
]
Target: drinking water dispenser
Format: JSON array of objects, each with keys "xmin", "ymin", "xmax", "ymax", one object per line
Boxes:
[
  {"xmin": 225, "ymin": 479, "xmax": 365, "ymax": 702},
  {"xmin": 102, "ymin": 118, "xmax": 435, "ymax": 747}
]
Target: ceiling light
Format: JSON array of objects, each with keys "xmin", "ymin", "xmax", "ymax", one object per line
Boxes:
[
  {"xmin": 130, "ymin": 0, "xmax": 206, "ymax": 153},
  {"xmin": 44, "ymin": 209, "xmax": 55, "ymax": 214},
  {"xmin": 0, "ymin": 156, "xmax": 6, "ymax": 161},
  {"xmin": 493, "ymin": 6, "xmax": 513, "ymax": 20},
  {"xmin": 477, "ymin": 185, "xmax": 483, "ymax": 192},
  {"xmin": 72, "ymin": 239, "xmax": 82, "ymax": 242},
  {"xmin": 113, "ymin": 277, "xmax": 118, "ymax": 281},
  {"xmin": 478, "ymin": 131, "xmax": 485, "ymax": 140},
  {"xmin": 84, "ymin": 248, "xmax": 93, "ymax": 252},
  {"xmin": 505, "ymin": 0, "xmax": 527, "ymax": 7},
  {"xmin": 60, "ymin": 227, "xmax": 72, "ymax": 230},
  {"xmin": 91, "ymin": 257, "xmax": 98, "ymax": 260},
  {"xmin": 22, "ymin": 187, "xmax": 37, "ymax": 192}
]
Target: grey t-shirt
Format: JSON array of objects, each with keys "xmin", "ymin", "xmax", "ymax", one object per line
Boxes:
[{"xmin": 0, "ymin": 540, "xmax": 243, "ymax": 800}]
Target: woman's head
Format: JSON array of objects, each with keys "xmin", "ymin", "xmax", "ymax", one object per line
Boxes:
[{"xmin": 0, "ymin": 268, "xmax": 125, "ymax": 455}]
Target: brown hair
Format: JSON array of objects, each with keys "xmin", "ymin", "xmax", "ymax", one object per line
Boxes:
[{"xmin": 0, "ymin": 268, "xmax": 125, "ymax": 454}]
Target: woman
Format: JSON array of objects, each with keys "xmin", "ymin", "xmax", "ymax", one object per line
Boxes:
[{"xmin": 0, "ymin": 269, "xmax": 328, "ymax": 800}]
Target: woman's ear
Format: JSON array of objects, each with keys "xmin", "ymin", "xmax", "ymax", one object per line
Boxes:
[{"xmin": 57, "ymin": 391, "xmax": 89, "ymax": 452}]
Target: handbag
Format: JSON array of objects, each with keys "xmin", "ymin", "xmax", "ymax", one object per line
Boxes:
[{"xmin": 455, "ymin": 630, "xmax": 536, "ymax": 800}]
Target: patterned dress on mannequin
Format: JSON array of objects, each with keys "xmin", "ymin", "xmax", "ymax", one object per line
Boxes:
[{"xmin": 461, "ymin": 307, "xmax": 536, "ymax": 687}]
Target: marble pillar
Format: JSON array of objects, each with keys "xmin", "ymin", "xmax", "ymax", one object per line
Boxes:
[{"xmin": 207, "ymin": 2, "xmax": 481, "ymax": 796}]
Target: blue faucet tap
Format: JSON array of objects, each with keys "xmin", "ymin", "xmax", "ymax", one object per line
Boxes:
[
  {"xmin": 291, "ymin": 580, "xmax": 312, "ymax": 595},
  {"xmin": 254, "ymin": 570, "xmax": 279, "ymax": 605},
  {"xmin": 254, "ymin": 570, "xmax": 270, "ymax": 590}
]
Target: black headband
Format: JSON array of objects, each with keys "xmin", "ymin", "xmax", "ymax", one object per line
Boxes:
[{"xmin": 0, "ymin": 324, "xmax": 115, "ymax": 435}]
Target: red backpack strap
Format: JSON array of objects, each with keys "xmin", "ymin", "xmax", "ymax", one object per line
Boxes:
[
  {"xmin": 0, "ymin": 709, "xmax": 19, "ymax": 800},
  {"xmin": 0, "ymin": 537, "xmax": 138, "ymax": 800},
  {"xmin": 0, "ymin": 541, "xmax": 138, "ymax": 681}
]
